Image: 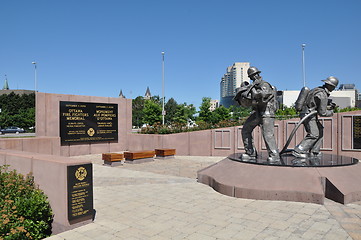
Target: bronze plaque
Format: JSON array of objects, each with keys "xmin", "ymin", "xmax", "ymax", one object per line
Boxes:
[
  {"xmin": 67, "ymin": 164, "xmax": 93, "ymax": 222},
  {"xmin": 353, "ymin": 116, "xmax": 361, "ymax": 149},
  {"xmin": 60, "ymin": 101, "xmax": 118, "ymax": 144}
]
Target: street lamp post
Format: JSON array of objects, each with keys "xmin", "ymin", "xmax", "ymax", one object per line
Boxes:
[
  {"xmin": 161, "ymin": 52, "xmax": 165, "ymax": 125},
  {"xmin": 301, "ymin": 44, "xmax": 306, "ymax": 87},
  {"xmin": 32, "ymin": 62, "xmax": 37, "ymax": 92}
]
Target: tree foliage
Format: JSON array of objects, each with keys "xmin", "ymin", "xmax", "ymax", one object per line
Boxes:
[
  {"xmin": 276, "ymin": 104, "xmax": 297, "ymax": 117},
  {"xmin": 173, "ymin": 103, "xmax": 196, "ymax": 124},
  {"xmin": 133, "ymin": 96, "xmax": 197, "ymax": 127},
  {"xmin": 142, "ymin": 100, "xmax": 162, "ymax": 126},
  {"xmin": 133, "ymin": 95, "xmax": 249, "ymax": 132},
  {"xmin": 198, "ymin": 97, "xmax": 212, "ymax": 123},
  {"xmin": 229, "ymin": 105, "xmax": 252, "ymax": 120},
  {"xmin": 334, "ymin": 106, "xmax": 361, "ymax": 113},
  {"xmin": 165, "ymin": 98, "xmax": 178, "ymax": 124},
  {"xmin": 210, "ymin": 105, "xmax": 230, "ymax": 124},
  {"xmin": 133, "ymin": 92, "xmax": 361, "ymax": 134},
  {"xmin": 132, "ymin": 96, "xmax": 145, "ymax": 127},
  {"xmin": 198, "ymin": 98, "xmax": 233, "ymax": 124},
  {"xmin": 0, "ymin": 93, "xmax": 35, "ymax": 129}
]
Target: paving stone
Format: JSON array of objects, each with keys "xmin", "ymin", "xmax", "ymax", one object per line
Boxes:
[
  {"xmin": 308, "ymin": 221, "xmax": 332, "ymax": 233},
  {"xmin": 274, "ymin": 229, "xmax": 293, "ymax": 239},
  {"xmin": 187, "ymin": 232, "xmax": 217, "ymax": 240},
  {"xmin": 241, "ymin": 220, "xmax": 268, "ymax": 232},
  {"xmin": 243, "ymin": 212, "xmax": 263, "ymax": 221},
  {"xmin": 260, "ymin": 236, "xmax": 280, "ymax": 240},
  {"xmin": 287, "ymin": 235, "xmax": 305, "ymax": 240},
  {"xmin": 269, "ymin": 220, "xmax": 293, "ymax": 231},
  {"xmin": 45, "ymin": 235, "xmax": 65, "ymax": 240},
  {"xmin": 44, "ymin": 155, "xmax": 358, "ymax": 240},
  {"xmin": 212, "ymin": 227, "xmax": 240, "ymax": 239},
  {"xmin": 324, "ymin": 228, "xmax": 353, "ymax": 240},
  {"xmin": 348, "ymin": 232, "xmax": 361, "ymax": 240},
  {"xmin": 57, "ymin": 230, "xmax": 92, "ymax": 240}
]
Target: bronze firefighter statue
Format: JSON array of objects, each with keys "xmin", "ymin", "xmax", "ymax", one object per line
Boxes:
[
  {"xmin": 234, "ymin": 66, "xmax": 280, "ymax": 162},
  {"xmin": 291, "ymin": 76, "xmax": 339, "ymax": 158}
]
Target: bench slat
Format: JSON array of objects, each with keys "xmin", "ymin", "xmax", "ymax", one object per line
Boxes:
[
  {"xmin": 102, "ymin": 153, "xmax": 124, "ymax": 162},
  {"xmin": 124, "ymin": 151, "xmax": 155, "ymax": 160},
  {"xmin": 155, "ymin": 149, "xmax": 176, "ymax": 157}
]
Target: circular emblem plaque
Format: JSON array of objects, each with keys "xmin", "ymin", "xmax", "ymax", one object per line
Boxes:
[
  {"xmin": 87, "ymin": 128, "xmax": 95, "ymax": 136},
  {"xmin": 75, "ymin": 167, "xmax": 87, "ymax": 181}
]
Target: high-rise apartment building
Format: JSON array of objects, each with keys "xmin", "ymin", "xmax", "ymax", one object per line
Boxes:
[{"xmin": 220, "ymin": 62, "xmax": 250, "ymax": 107}]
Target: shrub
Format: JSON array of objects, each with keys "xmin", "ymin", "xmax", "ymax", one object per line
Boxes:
[
  {"xmin": 335, "ymin": 107, "xmax": 361, "ymax": 113},
  {"xmin": 0, "ymin": 166, "xmax": 53, "ymax": 240},
  {"xmin": 139, "ymin": 119, "xmax": 246, "ymax": 134}
]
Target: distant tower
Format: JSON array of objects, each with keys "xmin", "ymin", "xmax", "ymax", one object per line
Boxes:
[
  {"xmin": 144, "ymin": 87, "xmax": 152, "ymax": 100},
  {"xmin": 3, "ymin": 75, "xmax": 9, "ymax": 90},
  {"xmin": 118, "ymin": 89, "xmax": 125, "ymax": 98},
  {"xmin": 220, "ymin": 62, "xmax": 250, "ymax": 107}
]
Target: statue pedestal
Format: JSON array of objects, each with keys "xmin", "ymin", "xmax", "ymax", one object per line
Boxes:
[{"xmin": 197, "ymin": 152, "xmax": 360, "ymax": 204}]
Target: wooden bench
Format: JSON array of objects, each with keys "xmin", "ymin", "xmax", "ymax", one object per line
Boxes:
[
  {"xmin": 102, "ymin": 153, "xmax": 124, "ymax": 166},
  {"xmin": 155, "ymin": 148, "xmax": 176, "ymax": 158},
  {"xmin": 124, "ymin": 150, "xmax": 155, "ymax": 163}
]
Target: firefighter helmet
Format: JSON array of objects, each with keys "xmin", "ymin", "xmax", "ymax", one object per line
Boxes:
[
  {"xmin": 322, "ymin": 76, "xmax": 339, "ymax": 87},
  {"xmin": 247, "ymin": 67, "xmax": 261, "ymax": 77}
]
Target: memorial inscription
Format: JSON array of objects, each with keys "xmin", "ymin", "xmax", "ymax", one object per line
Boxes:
[
  {"xmin": 353, "ymin": 116, "xmax": 361, "ymax": 149},
  {"xmin": 60, "ymin": 101, "xmax": 118, "ymax": 144},
  {"xmin": 67, "ymin": 164, "xmax": 93, "ymax": 222}
]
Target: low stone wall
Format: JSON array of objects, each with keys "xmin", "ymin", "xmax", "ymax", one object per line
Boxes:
[
  {"xmin": 0, "ymin": 149, "xmax": 92, "ymax": 234},
  {"xmin": 31, "ymin": 92, "xmax": 361, "ymax": 159},
  {"xmin": 0, "ymin": 137, "xmax": 60, "ymax": 155},
  {"xmin": 126, "ymin": 111, "xmax": 361, "ymax": 159}
]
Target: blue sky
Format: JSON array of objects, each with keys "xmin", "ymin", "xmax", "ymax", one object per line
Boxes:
[{"xmin": 1, "ymin": 0, "xmax": 360, "ymax": 109}]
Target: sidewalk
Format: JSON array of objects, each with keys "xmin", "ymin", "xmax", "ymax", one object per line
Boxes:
[{"xmin": 45, "ymin": 155, "xmax": 361, "ymax": 240}]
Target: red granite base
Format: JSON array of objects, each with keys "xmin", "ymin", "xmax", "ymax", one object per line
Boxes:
[{"xmin": 197, "ymin": 158, "xmax": 361, "ymax": 205}]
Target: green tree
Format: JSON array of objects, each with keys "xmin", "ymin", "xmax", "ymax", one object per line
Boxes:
[
  {"xmin": 276, "ymin": 104, "xmax": 297, "ymax": 117},
  {"xmin": 165, "ymin": 98, "xmax": 178, "ymax": 124},
  {"xmin": 151, "ymin": 95, "xmax": 161, "ymax": 105},
  {"xmin": 142, "ymin": 100, "xmax": 162, "ymax": 125},
  {"xmin": 210, "ymin": 105, "xmax": 230, "ymax": 124},
  {"xmin": 17, "ymin": 108, "xmax": 35, "ymax": 128},
  {"xmin": 132, "ymin": 96, "xmax": 145, "ymax": 127},
  {"xmin": 173, "ymin": 103, "xmax": 196, "ymax": 124},
  {"xmin": 0, "ymin": 93, "xmax": 35, "ymax": 129},
  {"xmin": 0, "ymin": 110, "xmax": 12, "ymax": 128},
  {"xmin": 198, "ymin": 97, "xmax": 212, "ymax": 123},
  {"xmin": 229, "ymin": 105, "xmax": 252, "ymax": 120}
]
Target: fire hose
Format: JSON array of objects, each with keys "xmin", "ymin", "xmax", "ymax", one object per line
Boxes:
[{"xmin": 279, "ymin": 110, "xmax": 317, "ymax": 154}]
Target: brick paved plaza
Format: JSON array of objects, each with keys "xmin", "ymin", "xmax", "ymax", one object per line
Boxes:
[{"xmin": 46, "ymin": 155, "xmax": 361, "ymax": 240}]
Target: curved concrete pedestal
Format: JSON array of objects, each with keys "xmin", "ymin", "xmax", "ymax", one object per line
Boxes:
[{"xmin": 197, "ymin": 153, "xmax": 361, "ymax": 205}]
